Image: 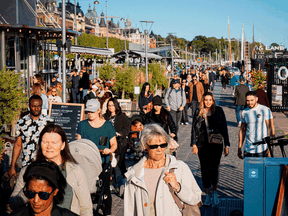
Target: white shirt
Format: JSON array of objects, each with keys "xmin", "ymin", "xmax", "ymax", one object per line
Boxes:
[{"xmin": 241, "ymin": 104, "xmax": 273, "ymax": 153}]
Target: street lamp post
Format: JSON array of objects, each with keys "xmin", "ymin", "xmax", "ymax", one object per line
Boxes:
[
  {"xmin": 139, "ymin": 21, "xmax": 154, "ymax": 82},
  {"xmin": 106, "ymin": 1, "xmax": 108, "ymax": 49},
  {"xmin": 171, "ymin": 39, "xmax": 173, "ymax": 74},
  {"xmin": 185, "ymin": 44, "xmax": 187, "ymax": 69},
  {"xmin": 62, "ymin": 0, "xmax": 67, "ymax": 102}
]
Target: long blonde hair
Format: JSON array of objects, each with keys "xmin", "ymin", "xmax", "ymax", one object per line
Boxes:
[{"xmin": 198, "ymin": 92, "xmax": 216, "ymax": 117}]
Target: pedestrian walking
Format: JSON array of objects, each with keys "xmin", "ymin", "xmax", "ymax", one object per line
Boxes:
[
  {"xmin": 230, "ymin": 72, "xmax": 237, "ymax": 96},
  {"xmin": 188, "ymin": 74, "xmax": 204, "ymax": 119},
  {"xmin": 255, "ymin": 82, "xmax": 270, "ymax": 108},
  {"xmin": 221, "ymin": 70, "xmax": 229, "ymax": 90},
  {"xmin": 139, "ymin": 82, "xmax": 153, "ymax": 115},
  {"xmin": 234, "ymin": 78, "xmax": 250, "ymax": 127},
  {"xmin": 68, "ymin": 69, "xmax": 81, "ymax": 103},
  {"xmin": 145, "ymin": 95, "xmax": 177, "ymax": 140},
  {"xmin": 103, "ymin": 98, "xmax": 130, "ymax": 196},
  {"xmin": 209, "ymin": 69, "xmax": 216, "ymax": 91},
  {"xmin": 180, "ymin": 79, "xmax": 190, "ymax": 125},
  {"xmin": 8, "ymin": 95, "xmax": 50, "ymax": 177},
  {"xmin": 238, "ymin": 91, "xmax": 275, "ymax": 159},
  {"xmin": 164, "ymin": 79, "xmax": 186, "ymax": 132},
  {"xmin": 79, "ymin": 68, "xmax": 90, "ymax": 103},
  {"xmin": 10, "ymin": 124, "xmax": 93, "ymax": 215},
  {"xmin": 77, "ymin": 99, "xmax": 117, "ymax": 216},
  {"xmin": 124, "ymin": 124, "xmax": 202, "ymax": 216},
  {"xmin": 10, "ymin": 161, "xmax": 77, "ymax": 216},
  {"xmin": 191, "ymin": 92, "xmax": 230, "ymax": 206}
]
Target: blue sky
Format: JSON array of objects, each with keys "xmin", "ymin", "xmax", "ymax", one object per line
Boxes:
[{"xmin": 78, "ymin": 0, "xmax": 288, "ymax": 47}]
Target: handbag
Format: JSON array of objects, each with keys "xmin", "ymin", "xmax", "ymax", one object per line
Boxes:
[
  {"xmin": 205, "ymin": 118, "xmax": 223, "ymax": 145},
  {"xmin": 168, "ymin": 169, "xmax": 202, "ymax": 216}
]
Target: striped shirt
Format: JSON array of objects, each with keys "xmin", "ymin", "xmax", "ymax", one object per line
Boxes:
[{"xmin": 241, "ymin": 104, "xmax": 273, "ymax": 154}]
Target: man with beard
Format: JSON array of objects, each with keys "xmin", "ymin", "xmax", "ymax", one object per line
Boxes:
[
  {"xmin": 238, "ymin": 91, "xmax": 275, "ymax": 159},
  {"xmin": 8, "ymin": 95, "xmax": 50, "ymax": 177}
]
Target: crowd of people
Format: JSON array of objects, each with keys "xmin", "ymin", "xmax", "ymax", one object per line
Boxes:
[{"xmin": 0, "ymin": 63, "xmax": 276, "ymax": 216}]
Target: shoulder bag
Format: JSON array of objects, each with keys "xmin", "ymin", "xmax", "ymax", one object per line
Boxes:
[
  {"xmin": 205, "ymin": 117, "xmax": 223, "ymax": 145},
  {"xmin": 168, "ymin": 168, "xmax": 202, "ymax": 216}
]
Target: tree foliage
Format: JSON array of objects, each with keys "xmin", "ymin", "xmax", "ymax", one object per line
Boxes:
[
  {"xmin": 146, "ymin": 61, "xmax": 168, "ymax": 91},
  {"xmin": 76, "ymin": 33, "xmax": 126, "ymax": 53},
  {"xmin": 0, "ymin": 68, "xmax": 27, "ymax": 149},
  {"xmin": 114, "ymin": 66, "xmax": 137, "ymax": 99},
  {"xmin": 99, "ymin": 63, "xmax": 116, "ymax": 80}
]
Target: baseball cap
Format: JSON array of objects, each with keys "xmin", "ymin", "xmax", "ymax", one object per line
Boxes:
[
  {"xmin": 85, "ymin": 99, "xmax": 100, "ymax": 112},
  {"xmin": 152, "ymin": 95, "xmax": 162, "ymax": 106}
]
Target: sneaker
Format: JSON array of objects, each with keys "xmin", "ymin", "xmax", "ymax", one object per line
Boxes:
[
  {"xmin": 184, "ymin": 122, "xmax": 189, "ymax": 125},
  {"xmin": 213, "ymin": 191, "xmax": 220, "ymax": 205},
  {"xmin": 180, "ymin": 122, "xmax": 184, "ymax": 125},
  {"xmin": 203, "ymin": 193, "xmax": 211, "ymax": 206}
]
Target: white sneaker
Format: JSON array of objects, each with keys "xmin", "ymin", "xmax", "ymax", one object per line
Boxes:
[{"xmin": 180, "ymin": 122, "xmax": 184, "ymax": 125}]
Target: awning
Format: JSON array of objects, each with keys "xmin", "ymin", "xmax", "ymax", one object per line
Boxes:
[{"xmin": 50, "ymin": 43, "xmax": 114, "ymax": 56}]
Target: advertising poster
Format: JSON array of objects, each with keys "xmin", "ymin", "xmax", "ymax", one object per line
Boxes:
[{"xmin": 271, "ymin": 85, "xmax": 283, "ymax": 106}]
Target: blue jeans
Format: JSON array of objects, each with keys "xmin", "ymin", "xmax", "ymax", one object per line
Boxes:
[
  {"xmin": 236, "ymin": 105, "xmax": 245, "ymax": 123},
  {"xmin": 71, "ymin": 88, "xmax": 80, "ymax": 103},
  {"xmin": 82, "ymin": 89, "xmax": 88, "ymax": 101}
]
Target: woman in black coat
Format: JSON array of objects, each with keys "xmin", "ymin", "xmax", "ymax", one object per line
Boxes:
[
  {"xmin": 191, "ymin": 92, "xmax": 230, "ymax": 206},
  {"xmin": 103, "ymin": 98, "xmax": 130, "ymax": 186},
  {"xmin": 145, "ymin": 95, "xmax": 177, "ymax": 140}
]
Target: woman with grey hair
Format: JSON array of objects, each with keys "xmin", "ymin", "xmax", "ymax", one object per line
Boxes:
[{"xmin": 124, "ymin": 124, "xmax": 202, "ymax": 216}]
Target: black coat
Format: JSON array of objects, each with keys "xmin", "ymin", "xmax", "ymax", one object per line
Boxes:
[
  {"xmin": 9, "ymin": 205, "xmax": 78, "ymax": 216},
  {"xmin": 104, "ymin": 112, "xmax": 130, "ymax": 147},
  {"xmin": 145, "ymin": 108, "xmax": 177, "ymax": 139},
  {"xmin": 191, "ymin": 106, "xmax": 230, "ymax": 147}
]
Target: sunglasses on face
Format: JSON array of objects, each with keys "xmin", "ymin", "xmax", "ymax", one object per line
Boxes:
[
  {"xmin": 24, "ymin": 190, "xmax": 54, "ymax": 200},
  {"xmin": 147, "ymin": 143, "xmax": 168, "ymax": 149}
]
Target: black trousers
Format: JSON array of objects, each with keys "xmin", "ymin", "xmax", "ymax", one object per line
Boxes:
[
  {"xmin": 117, "ymin": 144, "xmax": 127, "ymax": 178},
  {"xmin": 99, "ymin": 163, "xmax": 112, "ymax": 215},
  {"xmin": 191, "ymin": 100, "xmax": 199, "ymax": 120},
  {"xmin": 198, "ymin": 144, "xmax": 223, "ymax": 188}
]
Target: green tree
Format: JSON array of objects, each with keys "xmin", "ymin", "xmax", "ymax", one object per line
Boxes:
[
  {"xmin": 114, "ymin": 66, "xmax": 136, "ymax": 99},
  {"xmin": 0, "ymin": 68, "xmax": 27, "ymax": 149},
  {"xmin": 270, "ymin": 43, "xmax": 279, "ymax": 48},
  {"xmin": 99, "ymin": 63, "xmax": 116, "ymax": 80},
  {"xmin": 77, "ymin": 33, "xmax": 125, "ymax": 52},
  {"xmin": 147, "ymin": 62, "xmax": 168, "ymax": 91}
]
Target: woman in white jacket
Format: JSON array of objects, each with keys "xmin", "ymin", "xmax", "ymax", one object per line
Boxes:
[
  {"xmin": 9, "ymin": 124, "xmax": 93, "ymax": 216},
  {"xmin": 124, "ymin": 124, "xmax": 202, "ymax": 216}
]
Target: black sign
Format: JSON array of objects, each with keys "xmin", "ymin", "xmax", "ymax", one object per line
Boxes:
[{"xmin": 49, "ymin": 103, "xmax": 84, "ymax": 142}]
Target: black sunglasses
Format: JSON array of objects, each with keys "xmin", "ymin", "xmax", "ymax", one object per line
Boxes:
[
  {"xmin": 147, "ymin": 143, "xmax": 168, "ymax": 149},
  {"xmin": 24, "ymin": 190, "xmax": 54, "ymax": 200}
]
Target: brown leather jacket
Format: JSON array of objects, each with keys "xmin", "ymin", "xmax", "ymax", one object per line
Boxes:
[{"xmin": 188, "ymin": 81, "xmax": 204, "ymax": 103}]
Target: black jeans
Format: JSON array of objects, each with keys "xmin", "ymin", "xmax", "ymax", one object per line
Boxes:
[
  {"xmin": 191, "ymin": 100, "xmax": 200, "ymax": 120},
  {"xmin": 99, "ymin": 163, "xmax": 112, "ymax": 215},
  {"xmin": 198, "ymin": 144, "xmax": 223, "ymax": 188},
  {"xmin": 180, "ymin": 103, "xmax": 189, "ymax": 123}
]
